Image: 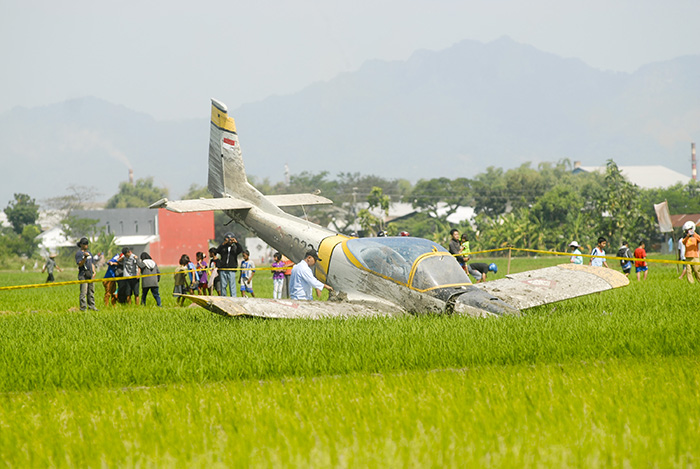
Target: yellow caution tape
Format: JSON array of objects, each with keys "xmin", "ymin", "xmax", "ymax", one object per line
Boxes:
[
  {"xmin": 4, "ymin": 247, "xmax": 696, "ymax": 292},
  {"xmin": 0, "ymin": 265, "xmax": 283, "ymax": 291}
]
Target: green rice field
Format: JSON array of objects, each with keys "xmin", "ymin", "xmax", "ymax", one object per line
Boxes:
[{"xmin": 1, "ymin": 255, "xmax": 699, "ymax": 467}]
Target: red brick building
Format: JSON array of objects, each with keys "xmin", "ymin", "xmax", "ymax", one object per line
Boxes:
[
  {"xmin": 71, "ymin": 208, "xmax": 215, "ymax": 266},
  {"xmin": 149, "ymin": 209, "xmax": 215, "ymax": 266}
]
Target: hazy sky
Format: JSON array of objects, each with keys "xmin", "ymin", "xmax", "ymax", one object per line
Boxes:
[{"xmin": 2, "ymin": 0, "xmax": 700, "ymax": 120}]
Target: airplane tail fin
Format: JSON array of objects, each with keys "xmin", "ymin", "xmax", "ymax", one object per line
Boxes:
[
  {"xmin": 208, "ymin": 98, "xmax": 249, "ymax": 199},
  {"xmin": 150, "ymin": 99, "xmax": 333, "ymax": 214}
]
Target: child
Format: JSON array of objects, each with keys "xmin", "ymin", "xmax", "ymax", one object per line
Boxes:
[
  {"xmin": 208, "ymin": 247, "xmax": 220, "ymax": 295},
  {"xmin": 459, "ymin": 234, "xmax": 471, "ymax": 261},
  {"xmin": 173, "ymin": 254, "xmax": 189, "ymax": 306},
  {"xmin": 185, "ymin": 254, "xmax": 199, "ymax": 293},
  {"xmin": 634, "ymin": 241, "xmax": 648, "ymax": 281},
  {"xmin": 271, "ymin": 252, "xmax": 285, "ymax": 299},
  {"xmin": 138, "ymin": 252, "xmax": 161, "ymax": 306},
  {"xmin": 239, "ymin": 250, "xmax": 256, "ymax": 297},
  {"xmin": 589, "ymin": 237, "xmax": 609, "ymax": 268},
  {"xmin": 196, "ymin": 251, "xmax": 210, "ymax": 295}
]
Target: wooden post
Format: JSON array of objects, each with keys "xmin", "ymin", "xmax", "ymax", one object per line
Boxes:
[{"xmin": 507, "ymin": 246, "xmax": 512, "ymax": 275}]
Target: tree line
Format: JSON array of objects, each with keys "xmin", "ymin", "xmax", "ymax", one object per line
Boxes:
[{"xmin": 3, "ymin": 159, "xmax": 699, "ymax": 266}]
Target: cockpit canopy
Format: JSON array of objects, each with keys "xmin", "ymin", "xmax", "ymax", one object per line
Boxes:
[{"xmin": 344, "ymin": 237, "xmax": 471, "ymax": 291}]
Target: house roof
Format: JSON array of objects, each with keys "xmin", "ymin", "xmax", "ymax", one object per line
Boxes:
[
  {"xmin": 574, "ymin": 165, "xmax": 691, "ymax": 189},
  {"xmin": 670, "ymin": 214, "xmax": 700, "ymax": 228}
]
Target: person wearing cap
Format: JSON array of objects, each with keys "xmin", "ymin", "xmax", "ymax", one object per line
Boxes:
[
  {"xmin": 681, "ymin": 221, "xmax": 700, "ymax": 284},
  {"xmin": 75, "ymin": 237, "xmax": 97, "ymax": 311},
  {"xmin": 468, "ymin": 262, "xmax": 497, "ymax": 283},
  {"xmin": 216, "ymin": 232, "xmax": 243, "ymax": 296},
  {"xmin": 568, "ymin": 241, "xmax": 583, "ymax": 265},
  {"xmin": 42, "ymin": 252, "xmax": 62, "ymax": 283},
  {"xmin": 289, "ymin": 249, "xmax": 334, "ymax": 300}
]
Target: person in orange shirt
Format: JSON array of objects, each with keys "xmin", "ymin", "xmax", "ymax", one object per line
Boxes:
[
  {"xmin": 282, "ymin": 255, "xmax": 295, "ymax": 298},
  {"xmin": 681, "ymin": 221, "xmax": 700, "ymax": 284}
]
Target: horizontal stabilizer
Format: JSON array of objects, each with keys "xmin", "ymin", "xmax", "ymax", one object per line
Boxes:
[
  {"xmin": 182, "ymin": 295, "xmax": 406, "ymax": 319},
  {"xmin": 149, "ymin": 197, "xmax": 252, "ymax": 213},
  {"xmin": 150, "ymin": 193, "xmax": 333, "ymax": 214},
  {"xmin": 474, "ymin": 264, "xmax": 629, "ymax": 310},
  {"xmin": 266, "ymin": 193, "xmax": 333, "ymax": 207}
]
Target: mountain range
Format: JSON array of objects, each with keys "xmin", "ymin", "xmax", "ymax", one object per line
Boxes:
[{"xmin": 2, "ymin": 36, "xmax": 699, "ymax": 207}]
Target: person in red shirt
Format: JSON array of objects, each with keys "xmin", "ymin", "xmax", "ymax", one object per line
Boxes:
[{"xmin": 633, "ymin": 241, "xmax": 648, "ymax": 281}]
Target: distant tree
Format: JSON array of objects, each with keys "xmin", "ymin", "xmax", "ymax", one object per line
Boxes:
[
  {"xmin": 105, "ymin": 178, "xmax": 169, "ymax": 208},
  {"xmin": 4, "ymin": 193, "xmax": 39, "ymax": 234},
  {"xmin": 43, "ymin": 185, "xmax": 101, "ymax": 211},
  {"xmin": 411, "ymin": 177, "xmax": 472, "ymax": 221},
  {"xmin": 640, "ymin": 180, "xmax": 700, "ymax": 215},
  {"xmin": 182, "ymin": 183, "xmax": 212, "ymax": 200},
  {"xmin": 91, "ymin": 231, "xmax": 117, "ymax": 259},
  {"xmin": 356, "ymin": 187, "xmax": 391, "ymax": 236},
  {"xmin": 593, "ymin": 160, "xmax": 650, "ymax": 245},
  {"xmin": 61, "ymin": 215, "xmax": 100, "ymax": 241},
  {"xmin": 0, "ymin": 224, "xmax": 41, "ymax": 258},
  {"xmin": 471, "ymin": 167, "xmax": 508, "ymax": 216}
]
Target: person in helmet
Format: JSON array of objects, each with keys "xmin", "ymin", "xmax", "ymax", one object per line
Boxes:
[
  {"xmin": 681, "ymin": 221, "xmax": 700, "ymax": 284},
  {"xmin": 468, "ymin": 262, "xmax": 497, "ymax": 283}
]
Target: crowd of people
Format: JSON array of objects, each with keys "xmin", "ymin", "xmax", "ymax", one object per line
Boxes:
[
  {"xmin": 67, "ymin": 231, "xmax": 336, "ymax": 310},
  {"xmin": 66, "ymin": 220, "xmax": 700, "ymax": 310},
  {"xmin": 565, "ymin": 220, "xmax": 700, "ymax": 283}
]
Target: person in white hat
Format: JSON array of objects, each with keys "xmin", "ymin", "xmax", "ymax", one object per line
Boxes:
[
  {"xmin": 681, "ymin": 221, "xmax": 700, "ymax": 284},
  {"xmin": 569, "ymin": 241, "xmax": 583, "ymax": 265}
]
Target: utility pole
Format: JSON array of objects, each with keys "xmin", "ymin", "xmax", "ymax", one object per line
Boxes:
[{"xmin": 692, "ymin": 143, "xmax": 697, "ymax": 181}]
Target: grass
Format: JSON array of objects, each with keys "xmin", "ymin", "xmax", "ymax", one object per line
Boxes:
[{"xmin": 0, "ymin": 254, "xmax": 698, "ymax": 466}]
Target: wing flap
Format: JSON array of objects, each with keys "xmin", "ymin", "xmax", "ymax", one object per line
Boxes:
[
  {"xmin": 182, "ymin": 295, "xmax": 405, "ymax": 319},
  {"xmin": 473, "ymin": 264, "xmax": 629, "ymax": 310},
  {"xmin": 149, "ymin": 197, "xmax": 253, "ymax": 213}
]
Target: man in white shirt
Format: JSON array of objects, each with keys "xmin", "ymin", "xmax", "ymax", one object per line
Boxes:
[{"xmin": 289, "ymin": 249, "xmax": 334, "ymax": 300}]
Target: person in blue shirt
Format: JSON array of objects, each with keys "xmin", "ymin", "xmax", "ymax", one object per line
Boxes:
[
  {"xmin": 102, "ymin": 251, "xmax": 122, "ymax": 306},
  {"xmin": 289, "ymin": 249, "xmax": 334, "ymax": 300}
]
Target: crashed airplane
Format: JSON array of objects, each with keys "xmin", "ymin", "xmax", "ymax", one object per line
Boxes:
[{"xmin": 150, "ymin": 98, "xmax": 629, "ymax": 319}]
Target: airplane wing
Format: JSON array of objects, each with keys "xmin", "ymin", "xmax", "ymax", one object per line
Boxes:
[
  {"xmin": 149, "ymin": 197, "xmax": 253, "ymax": 213},
  {"xmin": 266, "ymin": 194, "xmax": 333, "ymax": 207},
  {"xmin": 150, "ymin": 193, "xmax": 332, "ymax": 214},
  {"xmin": 473, "ymin": 264, "xmax": 629, "ymax": 310},
  {"xmin": 182, "ymin": 295, "xmax": 407, "ymax": 319}
]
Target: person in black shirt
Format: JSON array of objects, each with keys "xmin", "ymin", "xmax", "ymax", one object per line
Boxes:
[{"xmin": 215, "ymin": 232, "xmax": 243, "ymax": 296}]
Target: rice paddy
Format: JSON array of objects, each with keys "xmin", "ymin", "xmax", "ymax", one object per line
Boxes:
[{"xmin": 1, "ymin": 256, "xmax": 698, "ymax": 467}]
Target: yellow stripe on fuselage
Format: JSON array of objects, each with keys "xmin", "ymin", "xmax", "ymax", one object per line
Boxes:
[
  {"xmin": 317, "ymin": 234, "xmax": 351, "ymax": 283},
  {"xmin": 211, "ymin": 104, "xmax": 237, "ymax": 133}
]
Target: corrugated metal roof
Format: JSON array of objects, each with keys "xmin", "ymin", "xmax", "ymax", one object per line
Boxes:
[{"xmin": 575, "ymin": 165, "xmax": 691, "ymax": 189}]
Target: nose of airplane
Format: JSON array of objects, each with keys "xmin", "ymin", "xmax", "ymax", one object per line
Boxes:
[{"xmin": 429, "ymin": 286, "xmax": 519, "ymax": 317}]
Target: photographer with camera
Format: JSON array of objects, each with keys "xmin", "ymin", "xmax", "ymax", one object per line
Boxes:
[
  {"xmin": 215, "ymin": 232, "xmax": 243, "ymax": 296},
  {"xmin": 681, "ymin": 221, "xmax": 700, "ymax": 284}
]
